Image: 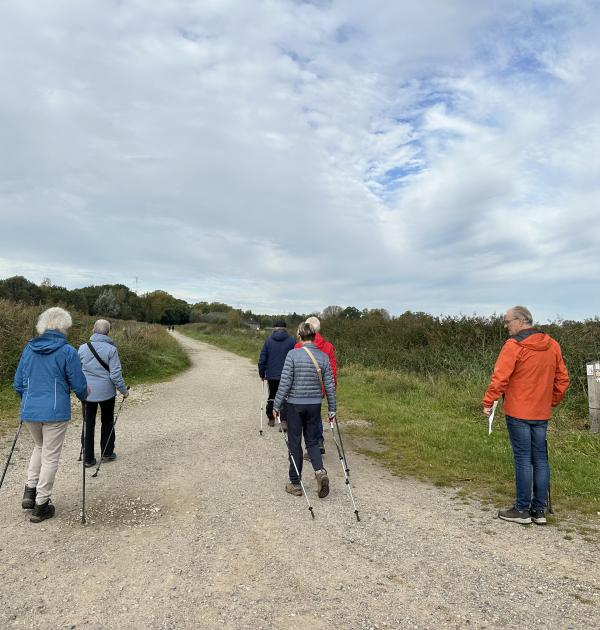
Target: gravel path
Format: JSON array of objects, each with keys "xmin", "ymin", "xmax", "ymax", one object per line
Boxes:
[{"xmin": 0, "ymin": 331, "xmax": 599, "ymax": 629}]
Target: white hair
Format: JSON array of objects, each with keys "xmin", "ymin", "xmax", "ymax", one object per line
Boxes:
[
  {"xmin": 305, "ymin": 316, "xmax": 321, "ymax": 332},
  {"xmin": 36, "ymin": 307, "xmax": 72, "ymax": 335},
  {"xmin": 93, "ymin": 319, "xmax": 111, "ymax": 335},
  {"xmin": 510, "ymin": 306, "xmax": 533, "ymax": 325}
]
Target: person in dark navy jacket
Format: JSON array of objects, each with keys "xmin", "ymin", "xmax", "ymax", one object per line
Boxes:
[
  {"xmin": 13, "ymin": 307, "xmax": 88, "ymax": 523},
  {"xmin": 258, "ymin": 320, "xmax": 296, "ymax": 429}
]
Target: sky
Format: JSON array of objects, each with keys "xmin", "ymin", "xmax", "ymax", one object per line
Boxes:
[{"xmin": 1, "ymin": 0, "xmax": 599, "ymax": 321}]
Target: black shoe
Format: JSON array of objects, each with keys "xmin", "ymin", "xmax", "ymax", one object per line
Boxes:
[
  {"xmin": 22, "ymin": 485, "xmax": 36, "ymax": 510},
  {"xmin": 498, "ymin": 507, "xmax": 532, "ymax": 524},
  {"xmin": 318, "ymin": 439, "xmax": 325, "ymax": 455},
  {"xmin": 84, "ymin": 458, "xmax": 97, "ymax": 468},
  {"xmin": 101, "ymin": 452, "xmax": 117, "ymax": 462},
  {"xmin": 30, "ymin": 500, "xmax": 55, "ymax": 523},
  {"xmin": 530, "ymin": 508, "xmax": 547, "ymax": 525}
]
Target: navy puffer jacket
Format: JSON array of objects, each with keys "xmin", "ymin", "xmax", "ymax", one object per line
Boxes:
[{"xmin": 258, "ymin": 330, "xmax": 296, "ymax": 379}]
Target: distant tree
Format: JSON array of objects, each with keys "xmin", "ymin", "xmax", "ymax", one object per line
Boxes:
[
  {"xmin": 364, "ymin": 308, "xmax": 391, "ymax": 321},
  {"xmin": 0, "ymin": 276, "xmax": 43, "ymax": 304},
  {"xmin": 340, "ymin": 306, "xmax": 362, "ymax": 320},
  {"xmin": 93, "ymin": 289, "xmax": 121, "ymax": 317},
  {"xmin": 321, "ymin": 305, "xmax": 343, "ymax": 319}
]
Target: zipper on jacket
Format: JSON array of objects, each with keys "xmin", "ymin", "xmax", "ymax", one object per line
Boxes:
[
  {"xmin": 54, "ymin": 378, "xmax": 57, "ymax": 411},
  {"xmin": 23, "ymin": 378, "xmax": 30, "ymax": 412}
]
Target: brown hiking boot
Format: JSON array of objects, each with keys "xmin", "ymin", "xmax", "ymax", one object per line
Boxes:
[
  {"xmin": 315, "ymin": 469, "xmax": 329, "ymax": 498},
  {"xmin": 285, "ymin": 482, "xmax": 302, "ymax": 496},
  {"xmin": 268, "ymin": 419, "xmax": 275, "ymax": 427},
  {"xmin": 279, "ymin": 420, "xmax": 288, "ymax": 432}
]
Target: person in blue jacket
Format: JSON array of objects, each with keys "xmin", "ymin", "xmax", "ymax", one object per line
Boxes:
[
  {"xmin": 13, "ymin": 307, "xmax": 88, "ymax": 523},
  {"xmin": 258, "ymin": 320, "xmax": 296, "ymax": 429},
  {"xmin": 78, "ymin": 319, "xmax": 129, "ymax": 466}
]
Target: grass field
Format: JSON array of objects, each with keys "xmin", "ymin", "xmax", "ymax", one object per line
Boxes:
[{"xmin": 180, "ymin": 323, "xmax": 600, "ymax": 521}]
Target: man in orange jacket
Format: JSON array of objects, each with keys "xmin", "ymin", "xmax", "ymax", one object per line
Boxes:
[{"xmin": 483, "ymin": 306, "xmax": 569, "ymax": 525}]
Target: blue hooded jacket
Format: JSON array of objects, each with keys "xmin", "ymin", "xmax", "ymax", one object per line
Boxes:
[
  {"xmin": 258, "ymin": 329, "xmax": 296, "ymax": 380},
  {"xmin": 13, "ymin": 330, "xmax": 88, "ymax": 422}
]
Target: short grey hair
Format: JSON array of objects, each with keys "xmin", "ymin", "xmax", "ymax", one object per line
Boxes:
[
  {"xmin": 93, "ymin": 319, "xmax": 111, "ymax": 335},
  {"xmin": 36, "ymin": 307, "xmax": 72, "ymax": 335},
  {"xmin": 511, "ymin": 306, "xmax": 533, "ymax": 325},
  {"xmin": 297, "ymin": 322, "xmax": 316, "ymax": 341},
  {"xmin": 305, "ymin": 316, "xmax": 321, "ymax": 333}
]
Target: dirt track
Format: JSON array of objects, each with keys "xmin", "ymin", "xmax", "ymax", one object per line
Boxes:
[{"xmin": 0, "ymin": 331, "xmax": 599, "ymax": 629}]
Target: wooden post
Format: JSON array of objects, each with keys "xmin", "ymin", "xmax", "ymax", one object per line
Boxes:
[{"xmin": 586, "ymin": 362, "xmax": 600, "ymax": 434}]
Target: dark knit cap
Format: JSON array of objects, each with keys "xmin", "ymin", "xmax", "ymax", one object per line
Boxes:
[{"xmin": 273, "ymin": 319, "xmax": 287, "ymax": 328}]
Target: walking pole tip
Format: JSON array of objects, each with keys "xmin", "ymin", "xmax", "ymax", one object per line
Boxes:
[
  {"xmin": 309, "ymin": 506, "xmax": 315, "ymax": 519},
  {"xmin": 355, "ymin": 510, "xmax": 361, "ymax": 522}
]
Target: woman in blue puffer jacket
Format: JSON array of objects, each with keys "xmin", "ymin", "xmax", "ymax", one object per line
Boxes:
[{"xmin": 13, "ymin": 307, "xmax": 88, "ymax": 523}]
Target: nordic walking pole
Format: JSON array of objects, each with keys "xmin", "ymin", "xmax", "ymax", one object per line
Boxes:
[
  {"xmin": 81, "ymin": 401, "xmax": 87, "ymax": 525},
  {"xmin": 0, "ymin": 420, "xmax": 23, "ymax": 491},
  {"xmin": 91, "ymin": 393, "xmax": 127, "ymax": 479},
  {"xmin": 329, "ymin": 419, "xmax": 360, "ymax": 521},
  {"xmin": 333, "ymin": 418, "xmax": 351, "ymax": 477},
  {"xmin": 259, "ymin": 380, "xmax": 265, "ymax": 436},
  {"xmin": 276, "ymin": 412, "xmax": 314, "ymax": 519},
  {"xmin": 546, "ymin": 437, "xmax": 553, "ymax": 514}
]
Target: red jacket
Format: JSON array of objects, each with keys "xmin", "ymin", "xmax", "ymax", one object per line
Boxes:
[
  {"xmin": 483, "ymin": 330, "xmax": 569, "ymax": 420},
  {"xmin": 295, "ymin": 332, "xmax": 337, "ymax": 387}
]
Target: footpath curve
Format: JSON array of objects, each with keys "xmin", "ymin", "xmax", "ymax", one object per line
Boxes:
[{"xmin": 0, "ymin": 331, "xmax": 598, "ymax": 629}]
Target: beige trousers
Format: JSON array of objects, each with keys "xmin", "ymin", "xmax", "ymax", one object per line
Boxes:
[{"xmin": 26, "ymin": 421, "xmax": 69, "ymax": 504}]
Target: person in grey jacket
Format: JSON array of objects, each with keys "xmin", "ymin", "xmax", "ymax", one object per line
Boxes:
[
  {"xmin": 274, "ymin": 322, "xmax": 336, "ymax": 499},
  {"xmin": 78, "ymin": 320, "xmax": 129, "ymax": 466}
]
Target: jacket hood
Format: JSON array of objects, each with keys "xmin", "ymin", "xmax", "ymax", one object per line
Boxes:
[
  {"xmin": 29, "ymin": 330, "xmax": 68, "ymax": 355},
  {"xmin": 271, "ymin": 330, "xmax": 292, "ymax": 342},
  {"xmin": 90, "ymin": 333, "xmax": 115, "ymax": 345},
  {"xmin": 512, "ymin": 330, "xmax": 552, "ymax": 351}
]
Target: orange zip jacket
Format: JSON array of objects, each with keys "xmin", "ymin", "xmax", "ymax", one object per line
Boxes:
[{"xmin": 483, "ymin": 331, "xmax": 570, "ymax": 420}]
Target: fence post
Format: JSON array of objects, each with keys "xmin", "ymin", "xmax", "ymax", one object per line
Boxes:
[{"xmin": 586, "ymin": 362, "xmax": 600, "ymax": 434}]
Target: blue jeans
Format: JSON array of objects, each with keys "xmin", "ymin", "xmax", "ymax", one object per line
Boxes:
[
  {"xmin": 286, "ymin": 403, "xmax": 323, "ymax": 483},
  {"xmin": 505, "ymin": 415, "xmax": 550, "ymax": 512}
]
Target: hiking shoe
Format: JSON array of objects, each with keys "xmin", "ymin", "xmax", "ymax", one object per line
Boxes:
[
  {"xmin": 268, "ymin": 419, "xmax": 275, "ymax": 427},
  {"xmin": 498, "ymin": 507, "xmax": 531, "ymax": 524},
  {"xmin": 285, "ymin": 482, "xmax": 302, "ymax": 496},
  {"xmin": 22, "ymin": 485, "xmax": 36, "ymax": 510},
  {"xmin": 83, "ymin": 459, "xmax": 97, "ymax": 468},
  {"xmin": 530, "ymin": 508, "xmax": 547, "ymax": 525},
  {"xmin": 30, "ymin": 500, "xmax": 55, "ymax": 523},
  {"xmin": 279, "ymin": 420, "xmax": 288, "ymax": 433},
  {"xmin": 315, "ymin": 469, "xmax": 329, "ymax": 498},
  {"xmin": 318, "ymin": 439, "xmax": 325, "ymax": 455},
  {"xmin": 101, "ymin": 453, "xmax": 117, "ymax": 462}
]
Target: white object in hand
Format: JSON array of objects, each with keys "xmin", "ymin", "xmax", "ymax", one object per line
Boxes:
[{"xmin": 488, "ymin": 400, "xmax": 499, "ymax": 435}]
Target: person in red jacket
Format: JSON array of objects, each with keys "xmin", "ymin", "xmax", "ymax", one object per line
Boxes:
[
  {"xmin": 483, "ymin": 306, "xmax": 569, "ymax": 525},
  {"xmin": 295, "ymin": 316, "xmax": 337, "ymax": 455}
]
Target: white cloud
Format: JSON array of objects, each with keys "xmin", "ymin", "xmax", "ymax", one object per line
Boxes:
[{"xmin": 0, "ymin": 0, "xmax": 599, "ymax": 319}]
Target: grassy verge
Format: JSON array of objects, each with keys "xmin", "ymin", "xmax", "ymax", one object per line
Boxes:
[{"xmin": 180, "ymin": 325, "xmax": 600, "ymax": 521}]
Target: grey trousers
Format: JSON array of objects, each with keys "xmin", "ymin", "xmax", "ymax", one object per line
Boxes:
[{"xmin": 26, "ymin": 421, "xmax": 69, "ymax": 504}]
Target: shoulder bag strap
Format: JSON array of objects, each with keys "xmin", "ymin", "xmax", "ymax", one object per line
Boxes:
[
  {"xmin": 87, "ymin": 342, "xmax": 110, "ymax": 372},
  {"xmin": 302, "ymin": 346, "xmax": 324, "ymax": 391}
]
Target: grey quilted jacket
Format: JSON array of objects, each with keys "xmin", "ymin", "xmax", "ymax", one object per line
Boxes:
[{"xmin": 273, "ymin": 343, "xmax": 336, "ymax": 414}]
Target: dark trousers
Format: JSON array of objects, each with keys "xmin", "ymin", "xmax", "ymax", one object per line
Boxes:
[
  {"xmin": 82, "ymin": 397, "xmax": 116, "ymax": 462},
  {"xmin": 286, "ymin": 402, "xmax": 323, "ymax": 483},
  {"xmin": 266, "ymin": 380, "xmax": 287, "ymax": 421}
]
